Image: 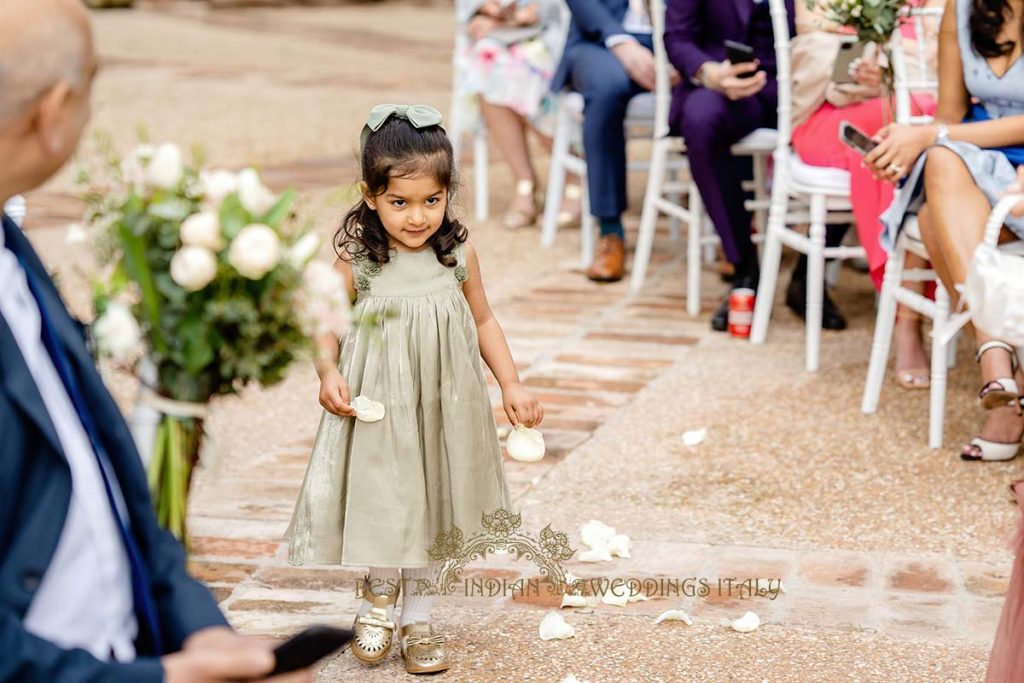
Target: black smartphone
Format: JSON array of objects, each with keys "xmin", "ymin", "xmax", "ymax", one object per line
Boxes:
[
  {"xmin": 269, "ymin": 626, "xmax": 354, "ymax": 676},
  {"xmin": 839, "ymin": 120, "xmax": 878, "ymax": 156},
  {"xmin": 724, "ymin": 39, "xmax": 756, "ymax": 78}
]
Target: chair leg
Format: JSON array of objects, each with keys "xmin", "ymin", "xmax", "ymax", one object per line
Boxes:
[
  {"xmin": 541, "ymin": 101, "xmax": 571, "ymax": 248},
  {"xmin": 861, "ymin": 245, "xmax": 904, "ymax": 414},
  {"xmin": 753, "ymin": 153, "xmax": 768, "ymax": 236},
  {"xmin": 686, "ymin": 185, "xmax": 704, "ymax": 317},
  {"xmin": 580, "ymin": 174, "xmax": 596, "ymax": 268},
  {"xmin": 805, "ymin": 193, "xmax": 827, "ymax": 373},
  {"xmin": 750, "ymin": 177, "xmax": 788, "ymax": 345},
  {"xmin": 630, "ymin": 138, "xmax": 669, "ymax": 293},
  {"xmin": 929, "ymin": 284, "xmax": 951, "ymax": 449},
  {"xmin": 667, "ymin": 166, "xmax": 681, "ymax": 243}
]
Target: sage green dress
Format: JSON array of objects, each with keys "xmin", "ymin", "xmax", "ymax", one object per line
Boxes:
[{"xmin": 287, "ymin": 242, "xmax": 513, "ymax": 568}]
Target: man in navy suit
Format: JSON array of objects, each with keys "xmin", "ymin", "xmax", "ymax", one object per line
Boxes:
[
  {"xmin": 0, "ymin": 1, "xmax": 310, "ymax": 681},
  {"xmin": 665, "ymin": 0, "xmax": 848, "ymax": 331},
  {"xmin": 551, "ymin": 0, "xmax": 670, "ymax": 283}
]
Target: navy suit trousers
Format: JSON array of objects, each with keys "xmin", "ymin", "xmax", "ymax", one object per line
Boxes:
[{"xmin": 567, "ymin": 33, "xmax": 653, "ymax": 223}]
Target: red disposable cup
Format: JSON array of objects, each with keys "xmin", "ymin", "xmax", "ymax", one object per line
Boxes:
[{"xmin": 728, "ymin": 288, "xmax": 755, "ymax": 339}]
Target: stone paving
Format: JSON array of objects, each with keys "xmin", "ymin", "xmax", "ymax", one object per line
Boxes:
[{"xmin": 19, "ymin": 1, "xmax": 1024, "ymax": 680}]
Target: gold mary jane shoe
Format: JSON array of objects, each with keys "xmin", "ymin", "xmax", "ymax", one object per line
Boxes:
[
  {"xmin": 351, "ymin": 577, "xmax": 401, "ymax": 665},
  {"xmin": 400, "ymin": 622, "xmax": 450, "ymax": 675}
]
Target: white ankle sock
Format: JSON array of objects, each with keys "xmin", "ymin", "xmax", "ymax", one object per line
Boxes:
[
  {"xmin": 400, "ymin": 565, "xmax": 436, "ymax": 628},
  {"xmin": 357, "ymin": 567, "xmax": 400, "ymax": 620}
]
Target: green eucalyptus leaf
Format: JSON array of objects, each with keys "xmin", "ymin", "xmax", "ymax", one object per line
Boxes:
[{"xmin": 219, "ymin": 193, "xmax": 249, "ymax": 239}]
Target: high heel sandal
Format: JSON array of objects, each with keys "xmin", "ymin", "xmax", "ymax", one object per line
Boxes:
[
  {"xmin": 893, "ymin": 312, "xmax": 930, "ymax": 391},
  {"xmin": 961, "ymin": 341, "xmax": 1023, "ymax": 462},
  {"xmin": 501, "ymin": 179, "xmax": 539, "ymax": 229},
  {"xmin": 976, "ymin": 340, "xmax": 1021, "ymax": 410},
  {"xmin": 351, "ymin": 576, "xmax": 401, "ymax": 665},
  {"xmin": 556, "ymin": 183, "xmax": 582, "ymax": 228}
]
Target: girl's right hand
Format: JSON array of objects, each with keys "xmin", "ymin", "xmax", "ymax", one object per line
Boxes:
[{"xmin": 319, "ymin": 369, "xmax": 356, "ymax": 417}]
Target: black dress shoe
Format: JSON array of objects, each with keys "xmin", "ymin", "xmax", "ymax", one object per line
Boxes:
[
  {"xmin": 785, "ymin": 278, "xmax": 847, "ymax": 330},
  {"xmin": 710, "ymin": 274, "xmax": 759, "ymax": 332}
]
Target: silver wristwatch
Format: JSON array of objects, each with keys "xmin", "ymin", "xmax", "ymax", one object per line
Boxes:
[{"xmin": 934, "ymin": 123, "xmax": 950, "ymax": 146}]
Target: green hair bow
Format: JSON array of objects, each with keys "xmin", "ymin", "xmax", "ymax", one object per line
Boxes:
[{"xmin": 360, "ymin": 103, "xmax": 445, "ymax": 154}]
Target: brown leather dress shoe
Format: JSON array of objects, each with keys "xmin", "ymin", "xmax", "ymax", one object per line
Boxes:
[{"xmin": 586, "ymin": 235, "xmax": 625, "ymax": 282}]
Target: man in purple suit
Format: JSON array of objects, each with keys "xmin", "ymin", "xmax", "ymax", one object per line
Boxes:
[{"xmin": 665, "ymin": 0, "xmax": 847, "ymax": 331}]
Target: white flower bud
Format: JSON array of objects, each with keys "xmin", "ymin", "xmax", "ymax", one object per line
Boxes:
[
  {"xmin": 228, "ymin": 223, "xmax": 280, "ymax": 279},
  {"xmin": 170, "ymin": 245, "xmax": 218, "ymax": 292},
  {"xmin": 146, "ymin": 143, "xmax": 184, "ymax": 190},
  {"xmin": 199, "ymin": 169, "xmax": 238, "ymax": 204},
  {"xmin": 287, "ymin": 232, "xmax": 321, "ymax": 269},
  {"xmin": 180, "ymin": 211, "xmax": 225, "ymax": 251},
  {"xmin": 93, "ymin": 302, "xmax": 143, "ymax": 362},
  {"xmin": 237, "ymin": 168, "xmax": 277, "ymax": 217}
]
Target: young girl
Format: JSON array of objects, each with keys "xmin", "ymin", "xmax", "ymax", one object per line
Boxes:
[{"xmin": 287, "ymin": 103, "xmax": 543, "ymax": 675}]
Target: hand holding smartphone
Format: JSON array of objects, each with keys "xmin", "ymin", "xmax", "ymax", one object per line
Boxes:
[
  {"xmin": 724, "ymin": 40, "xmax": 757, "ymax": 79},
  {"xmin": 839, "ymin": 120, "xmax": 878, "ymax": 156},
  {"xmin": 269, "ymin": 626, "xmax": 353, "ymax": 677}
]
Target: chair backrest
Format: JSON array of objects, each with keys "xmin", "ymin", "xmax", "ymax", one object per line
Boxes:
[
  {"xmin": 649, "ymin": 0, "xmax": 673, "ymax": 139},
  {"xmin": 890, "ymin": 5, "xmax": 943, "ymax": 125},
  {"xmin": 768, "ymin": 0, "xmax": 794, "ymax": 154}
]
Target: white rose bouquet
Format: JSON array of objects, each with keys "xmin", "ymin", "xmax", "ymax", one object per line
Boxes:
[{"xmin": 81, "ymin": 142, "xmax": 350, "ymax": 540}]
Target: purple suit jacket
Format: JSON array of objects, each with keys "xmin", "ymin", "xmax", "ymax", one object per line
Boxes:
[{"xmin": 664, "ymin": 0, "xmax": 795, "ymax": 129}]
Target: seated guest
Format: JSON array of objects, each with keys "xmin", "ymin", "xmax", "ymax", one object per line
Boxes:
[
  {"xmin": 0, "ymin": 1, "xmax": 311, "ymax": 680},
  {"xmin": 457, "ymin": 0, "xmax": 581, "ymax": 229},
  {"xmin": 791, "ymin": 1, "xmax": 940, "ymax": 387},
  {"xmin": 552, "ymin": 0, "xmax": 666, "ymax": 282},
  {"xmin": 868, "ymin": 0, "xmax": 1024, "ymax": 461},
  {"xmin": 667, "ymin": 0, "xmax": 853, "ymax": 333}
]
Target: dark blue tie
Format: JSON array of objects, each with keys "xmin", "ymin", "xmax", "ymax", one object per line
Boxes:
[{"xmin": 16, "ymin": 254, "xmax": 165, "ymax": 656}]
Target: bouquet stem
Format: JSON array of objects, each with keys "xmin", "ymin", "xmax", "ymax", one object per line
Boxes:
[{"xmin": 147, "ymin": 414, "xmax": 204, "ymax": 542}]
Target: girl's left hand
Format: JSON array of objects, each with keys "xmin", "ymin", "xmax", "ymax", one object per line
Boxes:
[
  {"xmin": 1009, "ymin": 165, "xmax": 1024, "ymax": 217},
  {"xmin": 502, "ymin": 382, "xmax": 544, "ymax": 428},
  {"xmin": 863, "ymin": 123, "xmax": 935, "ymax": 184}
]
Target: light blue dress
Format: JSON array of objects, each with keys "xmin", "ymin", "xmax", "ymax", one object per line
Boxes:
[{"xmin": 880, "ymin": 0, "xmax": 1024, "ymax": 249}]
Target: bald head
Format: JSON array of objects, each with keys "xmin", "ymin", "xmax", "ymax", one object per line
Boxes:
[{"xmin": 0, "ymin": 0, "xmax": 93, "ymax": 125}]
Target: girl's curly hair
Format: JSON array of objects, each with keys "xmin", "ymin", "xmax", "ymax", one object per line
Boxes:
[
  {"xmin": 970, "ymin": 0, "xmax": 1023, "ymax": 59},
  {"xmin": 335, "ymin": 116, "xmax": 467, "ymax": 267}
]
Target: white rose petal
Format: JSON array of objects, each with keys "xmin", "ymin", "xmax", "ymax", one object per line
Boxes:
[
  {"xmin": 287, "ymin": 232, "xmax": 321, "ymax": 269},
  {"xmin": 682, "ymin": 428, "xmax": 707, "ymax": 447},
  {"xmin": 506, "ymin": 424, "xmax": 545, "ymax": 462},
  {"xmin": 65, "ymin": 222, "xmax": 87, "ymax": 245},
  {"xmin": 560, "ymin": 594, "xmax": 594, "ymax": 608},
  {"xmin": 600, "ymin": 590, "xmax": 629, "ymax": 607},
  {"xmin": 723, "ymin": 611, "xmax": 761, "ymax": 633},
  {"xmin": 228, "ymin": 223, "xmax": 281, "ymax": 279},
  {"xmin": 495, "ymin": 425, "xmax": 511, "ymax": 440},
  {"xmin": 199, "ymin": 169, "xmax": 238, "ymax": 204},
  {"xmin": 169, "ymin": 246, "xmax": 217, "ymax": 292},
  {"xmin": 580, "ymin": 520, "xmax": 616, "ymax": 549},
  {"xmin": 237, "ymin": 167, "xmax": 277, "ymax": 217},
  {"xmin": 93, "ymin": 302, "xmax": 143, "ymax": 362},
  {"xmin": 146, "ymin": 143, "xmax": 184, "ymax": 190},
  {"xmin": 628, "ymin": 593, "xmax": 648, "ymax": 603},
  {"xmin": 180, "ymin": 211, "xmax": 225, "ymax": 251},
  {"xmin": 560, "ymin": 676, "xmax": 591, "ymax": 683},
  {"xmin": 578, "ymin": 547, "xmax": 613, "ymax": 563},
  {"xmin": 607, "ymin": 533, "xmax": 632, "ymax": 559},
  {"xmin": 654, "ymin": 609, "xmax": 693, "ymax": 626},
  {"xmin": 538, "ymin": 611, "xmax": 575, "ymax": 641},
  {"xmin": 351, "ymin": 396, "xmax": 385, "ymax": 422}
]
